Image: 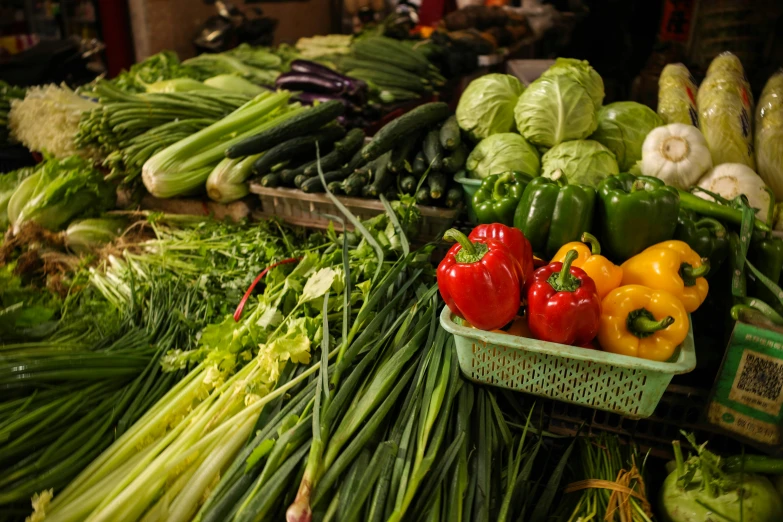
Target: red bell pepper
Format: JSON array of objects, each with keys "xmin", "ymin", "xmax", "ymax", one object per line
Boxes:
[
  {"xmin": 438, "ymin": 228, "xmax": 520, "ymax": 331},
  {"xmin": 526, "ymin": 250, "xmax": 601, "ymax": 346},
  {"xmin": 468, "ymin": 223, "xmax": 534, "ymax": 287}
]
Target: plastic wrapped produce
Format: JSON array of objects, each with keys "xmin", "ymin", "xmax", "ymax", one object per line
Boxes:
[
  {"xmin": 755, "ymin": 70, "xmax": 783, "ymax": 200},
  {"xmin": 658, "ymin": 63, "xmax": 699, "ymax": 127},
  {"xmin": 697, "ymin": 52, "xmax": 755, "ymax": 169}
]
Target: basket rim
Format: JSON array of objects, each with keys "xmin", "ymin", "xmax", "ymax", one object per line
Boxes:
[{"xmin": 439, "ymin": 307, "xmax": 697, "ymax": 374}]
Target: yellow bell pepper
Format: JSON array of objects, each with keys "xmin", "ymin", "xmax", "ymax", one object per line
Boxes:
[
  {"xmin": 598, "ymin": 285, "xmax": 689, "ymax": 361},
  {"xmin": 551, "ymin": 232, "xmax": 623, "ymax": 300},
  {"xmin": 620, "ymin": 240, "xmax": 709, "ymax": 313}
]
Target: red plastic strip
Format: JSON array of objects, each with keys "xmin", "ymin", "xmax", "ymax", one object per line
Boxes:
[{"xmin": 233, "ymin": 257, "xmax": 301, "ymax": 322}]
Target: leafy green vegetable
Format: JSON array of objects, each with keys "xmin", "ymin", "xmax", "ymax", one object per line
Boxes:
[
  {"xmin": 7, "ymin": 156, "xmax": 114, "ymax": 233},
  {"xmin": 590, "ymin": 101, "xmax": 664, "ymax": 171},
  {"xmin": 541, "ymin": 139, "xmax": 619, "ymax": 187},
  {"xmin": 0, "ymin": 166, "xmax": 34, "ymax": 228},
  {"xmin": 515, "ymin": 75, "xmax": 598, "ymax": 148},
  {"xmin": 466, "ymin": 132, "xmax": 540, "ymax": 179},
  {"xmin": 697, "ymin": 52, "xmax": 756, "ymax": 169},
  {"xmin": 541, "ymin": 57, "xmax": 604, "ymax": 110},
  {"xmin": 755, "ymin": 70, "xmax": 783, "ymax": 200},
  {"xmin": 658, "ymin": 63, "xmax": 699, "ymax": 126},
  {"xmin": 456, "ymin": 74, "xmax": 524, "ymax": 141}
]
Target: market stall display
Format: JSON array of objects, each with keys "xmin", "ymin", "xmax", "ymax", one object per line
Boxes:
[{"xmin": 3, "ymin": 16, "xmax": 783, "ymax": 521}]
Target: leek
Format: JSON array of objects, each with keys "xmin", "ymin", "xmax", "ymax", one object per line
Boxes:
[
  {"xmin": 144, "ymin": 78, "xmax": 215, "ymax": 93},
  {"xmin": 141, "ymin": 91, "xmax": 303, "ymax": 198},
  {"xmin": 206, "ymin": 153, "xmax": 260, "ymax": 203}
]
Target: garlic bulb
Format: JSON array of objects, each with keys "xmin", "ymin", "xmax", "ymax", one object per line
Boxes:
[
  {"xmin": 697, "ymin": 163, "xmax": 774, "ymax": 224},
  {"xmin": 640, "ymin": 123, "xmax": 712, "ymax": 189}
]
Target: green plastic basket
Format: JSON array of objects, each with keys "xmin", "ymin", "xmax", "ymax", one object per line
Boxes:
[{"xmin": 440, "ymin": 308, "xmax": 697, "ymax": 419}]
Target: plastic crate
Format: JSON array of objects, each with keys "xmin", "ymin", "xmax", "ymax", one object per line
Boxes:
[
  {"xmin": 440, "ymin": 308, "xmax": 697, "ymax": 419},
  {"xmin": 248, "ymin": 183, "xmax": 458, "ymax": 242}
]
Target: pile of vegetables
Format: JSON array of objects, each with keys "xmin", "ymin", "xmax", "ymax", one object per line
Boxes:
[
  {"xmin": 335, "ymin": 36, "xmax": 446, "ymax": 105},
  {"xmin": 254, "ymin": 101, "xmax": 464, "ymax": 209}
]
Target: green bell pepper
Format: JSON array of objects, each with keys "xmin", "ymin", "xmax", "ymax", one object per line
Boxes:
[
  {"xmin": 674, "ymin": 209, "xmax": 729, "ymax": 277},
  {"xmin": 513, "ymin": 175, "xmax": 595, "ymax": 259},
  {"xmin": 597, "ymin": 173, "xmax": 679, "ymax": 262},
  {"xmin": 747, "ymin": 233, "xmax": 783, "ymax": 313},
  {"xmin": 472, "ymin": 171, "xmax": 532, "ymax": 225}
]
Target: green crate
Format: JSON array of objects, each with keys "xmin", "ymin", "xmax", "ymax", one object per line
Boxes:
[{"xmin": 440, "ymin": 308, "xmax": 697, "ymax": 419}]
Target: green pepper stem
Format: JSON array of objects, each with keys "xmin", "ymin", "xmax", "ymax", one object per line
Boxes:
[
  {"xmin": 694, "ymin": 218, "xmax": 727, "ymax": 238},
  {"xmin": 547, "ymin": 249, "xmax": 581, "ymax": 292},
  {"xmin": 549, "ymin": 169, "xmax": 567, "ymax": 186},
  {"xmin": 680, "ymin": 258, "xmax": 710, "ymax": 282},
  {"xmin": 444, "ymin": 228, "xmax": 488, "ymax": 264},
  {"xmin": 631, "ymin": 180, "xmax": 646, "ymax": 193},
  {"xmin": 493, "ymin": 172, "xmax": 514, "ymax": 201},
  {"xmin": 632, "ymin": 314, "xmax": 674, "ymax": 333},
  {"xmin": 580, "ymin": 232, "xmax": 601, "ymax": 255}
]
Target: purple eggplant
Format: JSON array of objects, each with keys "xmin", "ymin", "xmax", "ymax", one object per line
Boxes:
[
  {"xmin": 290, "ymin": 60, "xmax": 368, "ymax": 98},
  {"xmin": 275, "ymin": 72, "xmax": 346, "ymax": 94}
]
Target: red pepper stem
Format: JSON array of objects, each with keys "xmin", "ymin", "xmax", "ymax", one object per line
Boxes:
[
  {"xmin": 547, "ymin": 249, "xmax": 581, "ymax": 293},
  {"xmin": 444, "ymin": 228, "xmax": 488, "ymax": 264},
  {"xmin": 580, "ymin": 232, "xmax": 601, "ymax": 255}
]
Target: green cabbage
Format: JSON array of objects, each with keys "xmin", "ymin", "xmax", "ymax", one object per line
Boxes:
[
  {"xmin": 514, "ymin": 75, "xmax": 597, "ymax": 148},
  {"xmin": 466, "ymin": 133, "xmax": 540, "ymax": 179},
  {"xmin": 590, "ymin": 102, "xmax": 663, "ymax": 171},
  {"xmin": 540, "ymin": 57, "xmax": 604, "ymax": 109},
  {"xmin": 541, "ymin": 140, "xmax": 619, "ymax": 187},
  {"xmin": 7, "ymin": 156, "xmax": 115, "ymax": 234},
  {"xmin": 697, "ymin": 52, "xmax": 755, "ymax": 169},
  {"xmin": 456, "ymin": 74, "xmax": 524, "ymax": 141},
  {"xmin": 755, "ymin": 70, "xmax": 783, "ymax": 200},
  {"xmin": 0, "ymin": 167, "xmax": 34, "ymax": 229},
  {"xmin": 658, "ymin": 63, "xmax": 699, "ymax": 126}
]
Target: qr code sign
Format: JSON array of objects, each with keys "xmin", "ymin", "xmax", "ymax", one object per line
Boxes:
[{"xmin": 730, "ymin": 351, "xmax": 783, "ymax": 415}]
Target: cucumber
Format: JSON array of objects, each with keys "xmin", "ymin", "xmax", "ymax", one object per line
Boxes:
[
  {"xmin": 327, "ymin": 181, "xmax": 344, "ymax": 194},
  {"xmin": 400, "ymin": 175, "xmax": 417, "ymax": 195},
  {"xmin": 365, "ymin": 153, "xmax": 394, "ymax": 197},
  {"xmin": 342, "ymin": 172, "xmax": 368, "ymax": 196},
  {"xmin": 226, "ymin": 100, "xmax": 345, "ymax": 158},
  {"xmin": 423, "ymin": 129, "xmax": 443, "ymax": 171},
  {"xmin": 442, "ymin": 143, "xmax": 467, "ymax": 174},
  {"xmin": 383, "ymin": 188, "xmax": 399, "ymax": 201},
  {"xmin": 260, "ymin": 173, "xmax": 280, "ymax": 188},
  {"xmin": 294, "ymin": 174, "xmax": 309, "ymax": 188},
  {"xmin": 300, "ymin": 168, "xmax": 351, "ymax": 193},
  {"xmin": 378, "ymin": 88, "xmax": 421, "ymax": 104},
  {"xmin": 304, "ymin": 128, "xmax": 364, "ymax": 176},
  {"xmin": 252, "ymin": 125, "xmax": 346, "ymax": 175},
  {"xmin": 439, "ymin": 115, "xmax": 460, "ymax": 151},
  {"xmin": 280, "ymin": 160, "xmax": 313, "ymax": 186},
  {"xmin": 427, "ymin": 171, "xmax": 447, "ymax": 199},
  {"xmin": 445, "ymin": 187, "xmax": 463, "ymax": 209},
  {"xmin": 415, "ymin": 186, "xmax": 432, "ymax": 206},
  {"xmin": 412, "ymin": 150, "xmax": 427, "ymax": 176},
  {"xmin": 388, "ymin": 134, "xmax": 419, "ymax": 174},
  {"xmin": 361, "ymin": 102, "xmax": 450, "ymax": 161}
]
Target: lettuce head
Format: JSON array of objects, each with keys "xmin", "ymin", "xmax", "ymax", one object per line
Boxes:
[
  {"xmin": 541, "ymin": 57, "xmax": 604, "ymax": 109},
  {"xmin": 466, "ymin": 133, "xmax": 540, "ymax": 179},
  {"xmin": 7, "ymin": 156, "xmax": 115, "ymax": 234},
  {"xmin": 590, "ymin": 102, "xmax": 664, "ymax": 171},
  {"xmin": 755, "ymin": 70, "xmax": 783, "ymax": 200},
  {"xmin": 541, "ymin": 140, "xmax": 619, "ymax": 187},
  {"xmin": 456, "ymin": 74, "xmax": 524, "ymax": 141},
  {"xmin": 514, "ymin": 75, "xmax": 597, "ymax": 148}
]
